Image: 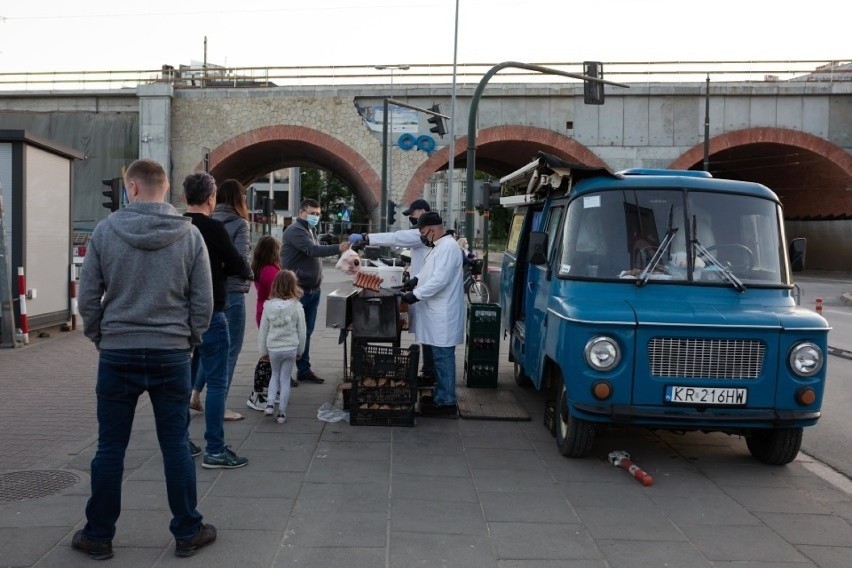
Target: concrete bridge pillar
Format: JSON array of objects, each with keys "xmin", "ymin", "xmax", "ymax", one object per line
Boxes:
[{"xmin": 137, "ymin": 83, "xmax": 174, "ymax": 194}]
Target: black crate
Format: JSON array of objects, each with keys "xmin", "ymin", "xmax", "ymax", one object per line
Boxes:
[
  {"xmin": 352, "ymin": 383, "xmax": 417, "ymax": 405},
  {"xmin": 352, "ymin": 344, "xmax": 420, "ymax": 383},
  {"xmin": 350, "ymin": 406, "xmax": 415, "ymax": 427},
  {"xmin": 467, "ymin": 303, "xmax": 501, "ymax": 334},
  {"xmin": 466, "ymin": 333, "xmax": 500, "ymax": 356},
  {"xmin": 543, "ymin": 400, "xmax": 556, "ymax": 437}
]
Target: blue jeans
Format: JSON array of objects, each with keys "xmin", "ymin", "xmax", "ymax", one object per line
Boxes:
[
  {"xmin": 84, "ymin": 348, "xmax": 202, "ymax": 542},
  {"xmin": 296, "ymin": 290, "xmax": 320, "ymax": 378},
  {"xmin": 430, "ymin": 345, "xmax": 457, "ymax": 406},
  {"xmin": 190, "ymin": 311, "xmax": 230, "ymax": 455},
  {"xmin": 192, "ymin": 292, "xmax": 245, "ymax": 392}
]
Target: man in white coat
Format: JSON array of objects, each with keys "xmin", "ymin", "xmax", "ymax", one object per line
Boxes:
[
  {"xmin": 357, "ymin": 199, "xmax": 435, "ymax": 383},
  {"xmin": 400, "ymin": 211, "xmax": 465, "ymax": 417}
]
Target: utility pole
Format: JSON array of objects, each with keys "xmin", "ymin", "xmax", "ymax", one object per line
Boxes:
[{"xmin": 703, "ymin": 74, "xmax": 711, "ymax": 172}]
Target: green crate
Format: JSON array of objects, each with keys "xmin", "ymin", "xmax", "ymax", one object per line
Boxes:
[
  {"xmin": 464, "ymin": 360, "xmax": 499, "ymax": 388},
  {"xmin": 467, "ymin": 303, "xmax": 501, "ymax": 335}
]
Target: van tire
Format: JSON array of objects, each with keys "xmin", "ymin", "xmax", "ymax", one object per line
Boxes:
[
  {"xmin": 745, "ymin": 428, "xmax": 802, "ymax": 465},
  {"xmin": 556, "ymin": 384, "xmax": 595, "ymax": 458},
  {"xmin": 513, "ymin": 362, "xmax": 533, "ymax": 388}
]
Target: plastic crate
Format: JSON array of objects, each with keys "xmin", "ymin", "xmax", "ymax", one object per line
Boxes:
[
  {"xmin": 464, "ymin": 360, "xmax": 499, "ymax": 388},
  {"xmin": 352, "ymin": 382, "xmax": 417, "ymax": 405},
  {"xmin": 352, "ymin": 344, "xmax": 420, "ymax": 383},
  {"xmin": 350, "ymin": 406, "xmax": 415, "ymax": 427},
  {"xmin": 467, "ymin": 303, "xmax": 501, "ymax": 334}
]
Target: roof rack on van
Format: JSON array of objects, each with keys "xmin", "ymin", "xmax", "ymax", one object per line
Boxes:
[
  {"xmin": 498, "ymin": 151, "xmax": 618, "ymax": 207},
  {"xmin": 618, "ymin": 168, "xmax": 714, "ymax": 178}
]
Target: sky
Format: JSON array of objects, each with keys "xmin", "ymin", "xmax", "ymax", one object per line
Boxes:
[{"xmin": 0, "ymin": 0, "xmax": 848, "ymax": 78}]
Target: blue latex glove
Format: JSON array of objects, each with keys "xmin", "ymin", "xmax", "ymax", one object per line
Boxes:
[{"xmin": 348, "ymin": 233, "xmax": 364, "ymax": 245}]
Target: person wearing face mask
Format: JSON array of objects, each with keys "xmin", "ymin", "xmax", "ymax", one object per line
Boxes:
[
  {"xmin": 354, "ymin": 198, "xmax": 436, "ymax": 384},
  {"xmin": 400, "ymin": 211, "xmax": 465, "ymax": 417},
  {"xmin": 280, "ymin": 198, "xmax": 350, "ymax": 384}
]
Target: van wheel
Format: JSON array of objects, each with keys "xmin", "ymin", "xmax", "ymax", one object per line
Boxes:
[
  {"xmin": 513, "ymin": 362, "xmax": 533, "ymax": 388},
  {"xmin": 555, "ymin": 384, "xmax": 595, "ymax": 458},
  {"xmin": 745, "ymin": 428, "xmax": 803, "ymax": 465}
]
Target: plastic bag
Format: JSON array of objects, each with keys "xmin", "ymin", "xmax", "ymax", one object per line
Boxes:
[
  {"xmin": 317, "ymin": 401, "xmax": 349, "ymax": 423},
  {"xmin": 335, "ymin": 249, "xmax": 362, "ymax": 275}
]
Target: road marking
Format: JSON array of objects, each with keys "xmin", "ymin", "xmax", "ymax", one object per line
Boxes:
[{"xmin": 798, "ymin": 452, "xmax": 852, "ymax": 496}]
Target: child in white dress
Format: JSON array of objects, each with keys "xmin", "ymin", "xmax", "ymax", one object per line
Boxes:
[{"xmin": 257, "ymin": 270, "xmax": 306, "ymax": 423}]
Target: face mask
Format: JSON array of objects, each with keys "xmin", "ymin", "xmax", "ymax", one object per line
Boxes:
[
  {"xmin": 409, "ymin": 216, "xmax": 418, "ymax": 227},
  {"xmin": 419, "ymin": 231, "xmax": 435, "ymax": 248},
  {"xmin": 306, "ymin": 214, "xmax": 320, "ymax": 227}
]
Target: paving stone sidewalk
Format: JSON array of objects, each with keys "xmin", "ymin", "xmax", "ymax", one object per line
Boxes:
[{"xmin": 1, "ymin": 268, "xmax": 851, "ymax": 567}]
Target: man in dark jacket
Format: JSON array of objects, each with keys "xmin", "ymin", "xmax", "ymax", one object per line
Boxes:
[
  {"xmin": 280, "ymin": 198, "xmax": 350, "ymax": 384},
  {"xmin": 183, "ymin": 172, "xmax": 253, "ymax": 469},
  {"xmin": 74, "ymin": 158, "xmax": 216, "ymax": 560}
]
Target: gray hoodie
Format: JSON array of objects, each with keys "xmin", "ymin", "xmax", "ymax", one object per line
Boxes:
[
  {"xmin": 212, "ymin": 204, "xmax": 252, "ymax": 293},
  {"xmin": 258, "ymin": 298, "xmax": 306, "ymax": 357},
  {"xmin": 79, "ymin": 201, "xmax": 213, "ymax": 350}
]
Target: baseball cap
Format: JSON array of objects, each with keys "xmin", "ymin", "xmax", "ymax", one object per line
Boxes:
[
  {"xmin": 402, "ymin": 199, "xmax": 431, "ymax": 216},
  {"xmin": 416, "ymin": 211, "xmax": 443, "ymax": 228}
]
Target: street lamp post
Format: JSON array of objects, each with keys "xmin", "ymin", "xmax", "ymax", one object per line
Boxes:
[
  {"xmin": 464, "ymin": 62, "xmax": 629, "ymax": 266},
  {"xmin": 375, "ymin": 65, "xmax": 409, "ymax": 231}
]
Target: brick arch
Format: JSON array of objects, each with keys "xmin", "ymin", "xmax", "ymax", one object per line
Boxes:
[
  {"xmin": 403, "ymin": 125, "xmax": 606, "ymax": 206},
  {"xmin": 670, "ymin": 127, "xmax": 852, "ymax": 177},
  {"xmin": 198, "ymin": 125, "xmax": 381, "ymax": 211}
]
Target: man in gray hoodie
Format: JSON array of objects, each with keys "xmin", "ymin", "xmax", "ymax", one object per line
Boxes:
[{"xmin": 73, "ymin": 158, "xmax": 217, "ymax": 560}]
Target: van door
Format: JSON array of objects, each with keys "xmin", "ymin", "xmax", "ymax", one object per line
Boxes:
[
  {"xmin": 523, "ymin": 204, "xmax": 565, "ymax": 384},
  {"xmin": 500, "ymin": 207, "xmax": 529, "ymax": 334}
]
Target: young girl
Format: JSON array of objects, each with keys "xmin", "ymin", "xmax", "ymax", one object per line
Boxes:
[
  {"xmin": 246, "ymin": 236, "xmax": 281, "ymax": 411},
  {"xmin": 257, "ymin": 270, "xmax": 306, "ymax": 424}
]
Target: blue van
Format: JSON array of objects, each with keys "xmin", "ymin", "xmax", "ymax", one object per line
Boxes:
[{"xmin": 500, "ymin": 152, "xmax": 829, "ymax": 465}]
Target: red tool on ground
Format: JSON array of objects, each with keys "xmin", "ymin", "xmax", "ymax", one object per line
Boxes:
[{"xmin": 608, "ymin": 451, "xmax": 653, "ymax": 486}]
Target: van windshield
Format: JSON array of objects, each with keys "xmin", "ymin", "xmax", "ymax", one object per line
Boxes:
[{"xmin": 557, "ymin": 189, "xmax": 787, "ymax": 286}]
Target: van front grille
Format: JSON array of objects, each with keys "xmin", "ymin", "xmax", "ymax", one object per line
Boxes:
[{"xmin": 648, "ymin": 338, "xmax": 765, "ymax": 379}]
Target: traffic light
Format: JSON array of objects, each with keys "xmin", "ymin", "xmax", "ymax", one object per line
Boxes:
[
  {"xmin": 387, "ymin": 200, "xmax": 398, "ymax": 226},
  {"xmin": 483, "ymin": 182, "xmax": 502, "ymax": 211},
  {"xmin": 583, "ymin": 61, "xmax": 605, "ymax": 105},
  {"xmin": 101, "ymin": 177, "xmax": 121, "ymax": 212},
  {"xmin": 426, "ymin": 104, "xmax": 447, "ymax": 137}
]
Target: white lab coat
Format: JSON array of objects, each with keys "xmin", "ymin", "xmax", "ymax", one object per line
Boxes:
[
  {"xmin": 411, "ymin": 234, "xmax": 465, "ymax": 347},
  {"xmin": 368, "ymin": 228, "xmax": 429, "ymax": 332}
]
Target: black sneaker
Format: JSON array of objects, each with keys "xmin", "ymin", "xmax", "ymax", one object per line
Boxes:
[
  {"xmin": 72, "ymin": 530, "xmax": 113, "ymax": 560},
  {"xmin": 420, "ymin": 399, "xmax": 458, "ymax": 418},
  {"xmin": 189, "ymin": 440, "xmax": 202, "ymax": 458},
  {"xmin": 290, "ymin": 378, "xmax": 299, "ymax": 388},
  {"xmin": 298, "ymin": 372, "xmax": 324, "ymax": 384},
  {"xmin": 202, "ymin": 446, "xmax": 248, "ymax": 469},
  {"xmin": 175, "ymin": 523, "xmax": 217, "ymax": 557}
]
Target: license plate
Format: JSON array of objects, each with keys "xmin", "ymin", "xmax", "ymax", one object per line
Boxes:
[{"xmin": 665, "ymin": 386, "xmax": 747, "ymax": 405}]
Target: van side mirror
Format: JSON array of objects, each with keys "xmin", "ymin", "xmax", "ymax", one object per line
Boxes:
[
  {"xmin": 527, "ymin": 231, "xmax": 548, "ymax": 265},
  {"xmin": 788, "ymin": 238, "xmax": 806, "ymax": 272}
]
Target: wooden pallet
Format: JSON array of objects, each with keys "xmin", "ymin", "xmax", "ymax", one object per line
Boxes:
[{"xmin": 455, "ymin": 387, "xmax": 531, "ymax": 421}]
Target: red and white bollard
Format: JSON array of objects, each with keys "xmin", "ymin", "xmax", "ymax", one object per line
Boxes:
[
  {"xmin": 17, "ymin": 266, "xmax": 29, "ymax": 345},
  {"xmin": 608, "ymin": 451, "xmax": 654, "ymax": 486},
  {"xmin": 69, "ymin": 265, "xmax": 78, "ymax": 331},
  {"xmin": 815, "ymin": 297, "xmax": 823, "ymax": 315}
]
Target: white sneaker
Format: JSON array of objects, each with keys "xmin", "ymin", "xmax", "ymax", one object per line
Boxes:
[
  {"xmin": 246, "ymin": 392, "xmax": 266, "ymax": 411},
  {"xmin": 276, "ymin": 415, "xmax": 287, "ymax": 424},
  {"xmin": 264, "ymin": 406, "xmax": 274, "ymax": 416}
]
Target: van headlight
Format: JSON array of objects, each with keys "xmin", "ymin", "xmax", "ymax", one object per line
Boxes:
[
  {"xmin": 788, "ymin": 342, "xmax": 823, "ymax": 377},
  {"xmin": 584, "ymin": 336, "xmax": 621, "ymax": 371}
]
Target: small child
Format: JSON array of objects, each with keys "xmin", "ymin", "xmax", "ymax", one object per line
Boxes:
[
  {"xmin": 257, "ymin": 270, "xmax": 306, "ymax": 424},
  {"xmin": 246, "ymin": 236, "xmax": 282, "ymax": 411}
]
